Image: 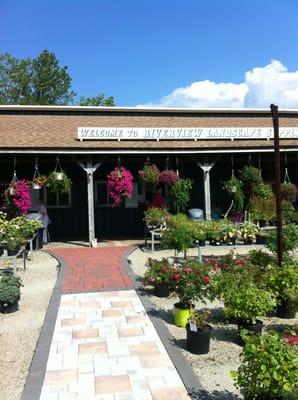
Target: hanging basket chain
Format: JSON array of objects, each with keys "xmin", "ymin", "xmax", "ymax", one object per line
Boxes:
[
  {"xmin": 283, "ymin": 153, "xmax": 291, "ymax": 183},
  {"xmin": 54, "ymin": 156, "xmax": 63, "ymax": 173},
  {"xmin": 32, "ymin": 157, "xmax": 41, "ymax": 181}
]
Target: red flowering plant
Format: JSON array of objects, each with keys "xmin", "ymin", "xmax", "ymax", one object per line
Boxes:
[
  {"xmin": 159, "ymin": 170, "xmax": 179, "ymax": 186},
  {"xmin": 32, "ymin": 175, "xmax": 48, "ymax": 188},
  {"xmin": 169, "ymin": 260, "xmax": 212, "ymax": 308},
  {"xmin": 107, "ymin": 166, "xmax": 133, "ymax": 207},
  {"xmin": 143, "ymin": 258, "xmax": 174, "ymax": 286},
  {"xmin": 3, "ymin": 180, "xmax": 31, "ymax": 217}
]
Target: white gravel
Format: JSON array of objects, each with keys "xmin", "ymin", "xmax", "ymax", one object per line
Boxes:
[
  {"xmin": 0, "ymin": 250, "xmax": 58, "ymax": 400},
  {"xmin": 128, "ymin": 245, "xmax": 298, "ymax": 398}
]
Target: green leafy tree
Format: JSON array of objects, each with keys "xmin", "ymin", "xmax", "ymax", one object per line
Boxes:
[
  {"xmin": 0, "ymin": 50, "xmax": 76, "ymax": 105},
  {"xmin": 79, "ymin": 93, "xmax": 115, "ymax": 106}
]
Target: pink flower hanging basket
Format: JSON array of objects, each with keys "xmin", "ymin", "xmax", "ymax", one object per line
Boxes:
[{"xmin": 107, "ymin": 166, "xmax": 133, "ymax": 207}]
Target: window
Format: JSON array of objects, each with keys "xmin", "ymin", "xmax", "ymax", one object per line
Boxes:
[
  {"xmin": 44, "ymin": 188, "xmax": 71, "ymax": 208},
  {"xmin": 95, "ymin": 180, "xmax": 111, "ymax": 207}
]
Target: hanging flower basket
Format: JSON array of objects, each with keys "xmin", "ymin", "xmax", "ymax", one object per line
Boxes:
[
  {"xmin": 4, "ymin": 180, "xmax": 31, "ymax": 216},
  {"xmin": 138, "ymin": 164, "xmax": 160, "ymax": 185},
  {"xmin": 107, "ymin": 166, "xmax": 133, "ymax": 207},
  {"xmin": 32, "ymin": 175, "xmax": 48, "ymax": 190},
  {"xmin": 159, "ymin": 170, "xmax": 179, "ymax": 186},
  {"xmin": 47, "ymin": 171, "xmax": 72, "ymax": 193}
]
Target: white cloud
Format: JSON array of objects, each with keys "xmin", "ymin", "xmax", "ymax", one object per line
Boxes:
[{"xmin": 138, "ymin": 60, "xmax": 298, "ymax": 108}]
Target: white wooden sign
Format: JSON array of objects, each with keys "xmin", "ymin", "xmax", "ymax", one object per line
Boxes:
[{"xmin": 77, "ymin": 127, "xmax": 298, "ymax": 141}]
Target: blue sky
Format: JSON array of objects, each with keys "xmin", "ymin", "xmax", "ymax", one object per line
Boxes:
[{"xmin": 1, "ymin": 0, "xmax": 298, "ymax": 107}]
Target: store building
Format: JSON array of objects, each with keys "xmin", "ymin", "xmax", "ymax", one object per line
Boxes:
[{"xmin": 0, "ymin": 105, "xmax": 297, "ymax": 244}]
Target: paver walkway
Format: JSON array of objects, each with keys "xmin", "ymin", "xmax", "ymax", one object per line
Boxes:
[
  {"xmin": 49, "ymin": 247, "xmax": 134, "ymax": 293},
  {"xmin": 38, "ymin": 247, "xmax": 190, "ymax": 400}
]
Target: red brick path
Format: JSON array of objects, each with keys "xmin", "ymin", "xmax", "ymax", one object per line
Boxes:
[{"xmin": 48, "ymin": 247, "xmax": 134, "ymax": 293}]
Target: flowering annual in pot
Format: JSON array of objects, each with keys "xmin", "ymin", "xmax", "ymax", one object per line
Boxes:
[
  {"xmin": 107, "ymin": 166, "xmax": 133, "ymax": 207},
  {"xmin": 231, "ymin": 331, "xmax": 298, "ymax": 400},
  {"xmin": 169, "ymin": 260, "xmax": 211, "ymax": 308},
  {"xmin": 159, "ymin": 170, "xmax": 179, "ymax": 186},
  {"xmin": 138, "ymin": 164, "xmax": 160, "ymax": 185},
  {"xmin": 144, "ymin": 207, "xmax": 170, "ymax": 229},
  {"xmin": 32, "ymin": 175, "xmax": 48, "ymax": 189},
  {"xmin": 143, "ymin": 258, "xmax": 174, "ymax": 286}
]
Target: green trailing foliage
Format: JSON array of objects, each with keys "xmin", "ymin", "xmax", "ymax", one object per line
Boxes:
[
  {"xmin": 222, "ymin": 176, "xmax": 244, "ymax": 211},
  {"xmin": 47, "ymin": 171, "xmax": 72, "ymax": 194},
  {"xmin": 170, "ymin": 178, "xmax": 193, "ymax": 213}
]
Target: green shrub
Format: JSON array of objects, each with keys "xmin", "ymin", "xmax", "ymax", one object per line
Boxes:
[
  {"xmin": 170, "ymin": 178, "xmax": 193, "ymax": 213},
  {"xmin": 231, "ymin": 331, "xmax": 298, "ymax": 399}
]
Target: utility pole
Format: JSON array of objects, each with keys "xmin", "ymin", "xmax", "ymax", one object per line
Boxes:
[{"xmin": 270, "ymin": 104, "xmax": 283, "ymax": 266}]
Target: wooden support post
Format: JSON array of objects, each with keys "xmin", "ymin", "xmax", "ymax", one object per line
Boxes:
[
  {"xmin": 196, "ymin": 158, "xmax": 219, "ymax": 220},
  {"xmin": 77, "ymin": 158, "xmax": 101, "ymax": 246}
]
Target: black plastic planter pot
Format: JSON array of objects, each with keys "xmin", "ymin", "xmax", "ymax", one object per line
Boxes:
[
  {"xmin": 0, "ymin": 245, "xmax": 4, "ymax": 257},
  {"xmin": 198, "ymin": 239, "xmax": 206, "ymax": 247},
  {"xmin": 0, "ymin": 300, "xmax": 19, "ymax": 314},
  {"xmin": 237, "ymin": 319, "xmax": 263, "ymax": 346},
  {"xmin": 276, "ymin": 300, "xmax": 296, "ymax": 319},
  {"xmin": 154, "ymin": 283, "xmax": 170, "ymax": 298},
  {"xmin": 186, "ymin": 323, "xmax": 212, "ymax": 354},
  {"xmin": 7, "ymin": 246, "xmax": 20, "ymax": 256},
  {"xmin": 256, "ymin": 235, "xmax": 268, "ymax": 245}
]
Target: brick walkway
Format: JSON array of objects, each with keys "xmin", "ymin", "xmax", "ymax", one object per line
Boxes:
[
  {"xmin": 37, "ymin": 247, "xmax": 190, "ymax": 400},
  {"xmin": 49, "ymin": 247, "xmax": 134, "ymax": 293}
]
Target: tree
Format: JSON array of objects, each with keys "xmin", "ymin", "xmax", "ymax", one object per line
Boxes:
[
  {"xmin": 79, "ymin": 93, "xmax": 115, "ymax": 106},
  {"xmin": 0, "ymin": 50, "xmax": 115, "ymax": 106},
  {"xmin": 0, "ymin": 50, "xmax": 75, "ymax": 105}
]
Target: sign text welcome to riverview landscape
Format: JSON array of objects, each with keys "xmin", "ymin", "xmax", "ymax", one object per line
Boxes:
[{"xmin": 78, "ymin": 127, "xmax": 298, "ymax": 141}]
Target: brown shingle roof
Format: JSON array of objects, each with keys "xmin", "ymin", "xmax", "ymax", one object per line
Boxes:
[{"xmin": 0, "ymin": 106, "xmax": 298, "ymax": 153}]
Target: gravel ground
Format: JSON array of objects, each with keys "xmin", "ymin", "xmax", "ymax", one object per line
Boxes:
[
  {"xmin": 128, "ymin": 245, "xmax": 298, "ymax": 399},
  {"xmin": 0, "ymin": 251, "xmax": 58, "ymax": 400}
]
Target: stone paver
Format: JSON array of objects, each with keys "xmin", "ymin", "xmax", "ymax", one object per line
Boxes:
[
  {"xmin": 39, "ymin": 290, "xmax": 190, "ymax": 400},
  {"xmin": 48, "ymin": 247, "xmax": 134, "ymax": 293}
]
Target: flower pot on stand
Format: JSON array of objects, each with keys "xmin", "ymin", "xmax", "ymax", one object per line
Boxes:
[
  {"xmin": 186, "ymin": 323, "xmax": 212, "ymax": 354},
  {"xmin": 276, "ymin": 299, "xmax": 296, "ymax": 319},
  {"xmin": 174, "ymin": 303, "xmax": 192, "ymax": 327},
  {"xmin": 7, "ymin": 246, "xmax": 20, "ymax": 256},
  {"xmin": 237, "ymin": 319, "xmax": 263, "ymax": 346},
  {"xmin": 154, "ymin": 283, "xmax": 170, "ymax": 298}
]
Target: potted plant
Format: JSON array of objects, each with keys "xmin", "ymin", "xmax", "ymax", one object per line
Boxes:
[
  {"xmin": 219, "ymin": 220, "xmax": 241, "ymax": 245},
  {"xmin": 169, "ymin": 260, "xmax": 211, "ymax": 327},
  {"xmin": 239, "ymin": 221, "xmax": 258, "ymax": 244},
  {"xmin": 267, "ymin": 261, "xmax": 298, "ymax": 319},
  {"xmin": 231, "ymin": 331, "xmax": 298, "ymax": 399},
  {"xmin": 144, "ymin": 207, "xmax": 170, "ymax": 230},
  {"xmin": 254, "ymin": 183, "xmax": 273, "ymax": 200},
  {"xmin": 255, "ymin": 229, "xmax": 270, "ymax": 245},
  {"xmin": 169, "ymin": 178, "xmax": 193, "ymax": 213},
  {"xmin": 106, "ymin": 166, "xmax": 133, "ymax": 207},
  {"xmin": 281, "ymin": 183, "xmax": 297, "ymax": 204},
  {"xmin": 143, "ymin": 258, "xmax": 173, "ymax": 297},
  {"xmin": 32, "ymin": 175, "xmax": 48, "ymax": 190},
  {"xmin": 206, "ymin": 220, "xmax": 222, "ymax": 245},
  {"xmin": 222, "ymin": 176, "xmax": 244, "ymax": 217},
  {"xmin": 159, "ymin": 170, "xmax": 179, "ymax": 186},
  {"xmin": 267, "ymin": 224, "xmax": 298, "ymax": 259},
  {"xmin": 223, "ymin": 282, "xmax": 276, "ymax": 344},
  {"xmin": 161, "ymin": 222, "xmax": 193, "ymax": 258},
  {"xmin": 138, "ymin": 164, "xmax": 160, "ymax": 186},
  {"xmin": 186, "ymin": 309, "xmax": 212, "ymax": 354},
  {"xmin": 4, "ymin": 180, "xmax": 31, "ymax": 218},
  {"xmin": 0, "ymin": 275, "xmax": 22, "ymax": 313},
  {"xmin": 47, "ymin": 171, "xmax": 72, "ymax": 194}
]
